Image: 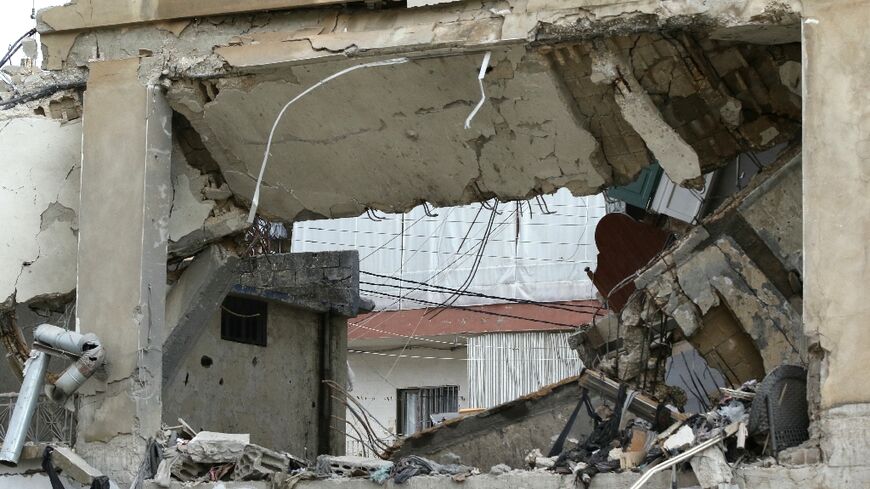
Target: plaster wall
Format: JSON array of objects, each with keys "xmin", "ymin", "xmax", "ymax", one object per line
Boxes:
[
  {"xmin": 0, "ymin": 116, "xmax": 80, "ymax": 308},
  {"xmin": 164, "ymin": 302, "xmax": 330, "ymax": 458},
  {"xmin": 802, "ymin": 0, "xmax": 870, "ymax": 411},
  {"xmin": 347, "ymin": 346, "xmax": 470, "ymax": 453}
]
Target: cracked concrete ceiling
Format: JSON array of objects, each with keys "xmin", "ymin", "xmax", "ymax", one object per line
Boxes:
[
  {"xmin": 171, "ymin": 46, "xmax": 611, "ymax": 221},
  {"xmin": 170, "ymin": 35, "xmax": 800, "ymax": 223}
]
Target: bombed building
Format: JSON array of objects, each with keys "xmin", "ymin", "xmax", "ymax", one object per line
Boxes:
[{"xmin": 0, "ymin": 0, "xmax": 866, "ymax": 488}]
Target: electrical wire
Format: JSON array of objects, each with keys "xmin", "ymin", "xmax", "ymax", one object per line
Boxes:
[
  {"xmin": 361, "ymin": 289, "xmax": 585, "ymax": 329},
  {"xmin": 0, "ymin": 29, "xmax": 36, "ymax": 69},
  {"xmin": 360, "ymin": 274, "xmax": 603, "ymax": 313},
  {"xmin": 247, "ymin": 57, "xmax": 410, "ymax": 222}
]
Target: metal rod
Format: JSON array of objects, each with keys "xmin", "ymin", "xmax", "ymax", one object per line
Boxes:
[
  {"xmin": 0, "ymin": 351, "xmax": 49, "ymax": 466},
  {"xmin": 628, "ymin": 435, "xmax": 725, "ymax": 489}
]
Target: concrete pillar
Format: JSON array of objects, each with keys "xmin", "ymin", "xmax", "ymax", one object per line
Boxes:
[
  {"xmin": 75, "ymin": 58, "xmax": 172, "ymax": 482},
  {"xmin": 803, "ymin": 1, "xmax": 870, "ymax": 469}
]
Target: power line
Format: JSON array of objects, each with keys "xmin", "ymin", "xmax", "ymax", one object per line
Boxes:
[
  {"xmin": 360, "ymin": 274, "xmax": 603, "ymax": 314},
  {"xmin": 297, "ymin": 238, "xmax": 595, "ymax": 265},
  {"xmin": 361, "ymin": 289, "xmax": 585, "ymax": 329},
  {"xmin": 348, "ymin": 206, "xmax": 518, "ymax": 335},
  {"xmin": 348, "ymin": 349, "xmax": 580, "ymax": 362},
  {"xmin": 348, "ymin": 321, "xmax": 582, "ymax": 350}
]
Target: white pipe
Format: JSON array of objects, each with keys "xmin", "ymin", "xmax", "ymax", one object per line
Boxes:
[
  {"xmin": 628, "ymin": 434, "xmax": 725, "ymax": 489},
  {"xmin": 47, "ymin": 344, "xmax": 105, "ymax": 403},
  {"xmin": 34, "ymin": 323, "xmax": 99, "ymax": 354},
  {"xmin": 0, "ymin": 351, "xmax": 49, "ymax": 466}
]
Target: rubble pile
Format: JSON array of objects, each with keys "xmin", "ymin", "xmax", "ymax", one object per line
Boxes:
[
  {"xmin": 147, "ymin": 429, "xmax": 306, "ymax": 486},
  {"xmin": 531, "ymin": 377, "xmax": 803, "ymax": 488},
  {"xmin": 145, "ymin": 425, "xmax": 479, "ymax": 487}
]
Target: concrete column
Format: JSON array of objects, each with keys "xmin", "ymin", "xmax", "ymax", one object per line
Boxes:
[
  {"xmin": 803, "ymin": 1, "xmax": 870, "ymax": 469},
  {"xmin": 75, "ymin": 58, "xmax": 172, "ymax": 482}
]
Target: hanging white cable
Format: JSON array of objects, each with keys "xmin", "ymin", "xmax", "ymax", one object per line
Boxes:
[
  {"xmin": 247, "ymin": 57, "xmax": 410, "ymax": 223},
  {"xmin": 464, "ymin": 51, "xmax": 492, "ymax": 129}
]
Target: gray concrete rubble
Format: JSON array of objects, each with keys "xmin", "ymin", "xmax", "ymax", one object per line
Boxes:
[{"xmin": 184, "ymin": 432, "xmax": 250, "ymax": 464}]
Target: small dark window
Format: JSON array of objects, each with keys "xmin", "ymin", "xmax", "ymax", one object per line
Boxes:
[
  {"xmin": 221, "ymin": 296, "xmax": 267, "ymax": 346},
  {"xmin": 396, "ymin": 385, "xmax": 459, "ymax": 436}
]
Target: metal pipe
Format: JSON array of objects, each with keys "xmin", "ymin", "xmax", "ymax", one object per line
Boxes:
[
  {"xmin": 47, "ymin": 344, "xmax": 105, "ymax": 403},
  {"xmin": 0, "ymin": 351, "xmax": 49, "ymax": 466},
  {"xmin": 34, "ymin": 324, "xmax": 99, "ymax": 354},
  {"xmin": 628, "ymin": 434, "xmax": 725, "ymax": 489}
]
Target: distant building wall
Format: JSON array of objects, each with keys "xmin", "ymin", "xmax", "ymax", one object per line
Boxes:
[{"xmin": 346, "ymin": 346, "xmax": 469, "ymax": 456}]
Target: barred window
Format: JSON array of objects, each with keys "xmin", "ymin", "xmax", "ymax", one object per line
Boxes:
[
  {"xmin": 396, "ymin": 385, "xmax": 459, "ymax": 436},
  {"xmin": 220, "ymin": 296, "xmax": 267, "ymax": 347}
]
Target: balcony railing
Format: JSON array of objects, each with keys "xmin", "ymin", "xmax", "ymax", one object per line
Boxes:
[{"xmin": 0, "ymin": 393, "xmax": 76, "ymax": 446}]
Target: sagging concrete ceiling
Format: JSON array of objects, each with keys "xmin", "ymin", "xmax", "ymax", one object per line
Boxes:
[{"xmin": 169, "ymin": 35, "xmax": 800, "ymax": 222}]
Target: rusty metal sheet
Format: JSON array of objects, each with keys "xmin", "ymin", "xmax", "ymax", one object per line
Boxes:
[{"xmin": 589, "ymin": 213, "xmax": 670, "ymax": 311}]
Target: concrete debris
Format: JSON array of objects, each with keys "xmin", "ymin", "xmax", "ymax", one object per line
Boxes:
[
  {"xmin": 663, "ymin": 426, "xmax": 696, "ymax": 452},
  {"xmin": 50, "ymin": 446, "xmax": 104, "ymax": 485},
  {"xmin": 315, "ymin": 455, "xmax": 393, "ymax": 478},
  {"xmin": 183, "ymin": 431, "xmax": 250, "ymax": 464},
  {"xmin": 689, "ymin": 445, "xmax": 735, "ymax": 489},
  {"xmin": 489, "ymin": 464, "xmax": 512, "ymax": 475},
  {"xmin": 233, "ymin": 444, "xmax": 305, "ymax": 481}
]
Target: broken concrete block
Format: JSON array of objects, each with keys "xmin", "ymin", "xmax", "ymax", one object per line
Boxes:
[
  {"xmin": 184, "ymin": 431, "xmax": 250, "ymax": 463},
  {"xmin": 689, "ymin": 445, "xmax": 734, "ymax": 489},
  {"xmin": 315, "ymin": 455, "xmax": 393, "ymax": 478},
  {"xmin": 51, "ymin": 446, "xmax": 103, "ymax": 485},
  {"xmin": 202, "ymin": 184, "xmax": 233, "ymax": 201},
  {"xmin": 663, "ymin": 425, "xmax": 695, "ymax": 452},
  {"xmin": 233, "ymin": 443, "xmax": 303, "ymax": 481}
]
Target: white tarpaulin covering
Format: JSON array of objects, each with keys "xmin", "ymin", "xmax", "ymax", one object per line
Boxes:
[{"xmin": 292, "ymin": 189, "xmax": 605, "ymax": 310}]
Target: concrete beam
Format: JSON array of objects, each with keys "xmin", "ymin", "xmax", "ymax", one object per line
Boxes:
[
  {"xmin": 37, "ymin": 0, "xmax": 346, "ymax": 33},
  {"xmin": 163, "ymin": 244, "xmax": 240, "ymax": 386},
  {"xmin": 74, "ymin": 57, "xmax": 172, "ymax": 483},
  {"xmin": 234, "ymin": 251, "xmax": 362, "ymax": 317}
]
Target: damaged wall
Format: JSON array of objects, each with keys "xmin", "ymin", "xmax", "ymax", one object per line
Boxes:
[
  {"xmin": 27, "ymin": 0, "xmax": 804, "ymax": 224},
  {"xmin": 632, "ymin": 150, "xmax": 805, "ymax": 381},
  {"xmin": 0, "ymin": 114, "xmax": 81, "ymax": 309},
  {"xmin": 164, "ymin": 301, "xmax": 337, "ymax": 456}
]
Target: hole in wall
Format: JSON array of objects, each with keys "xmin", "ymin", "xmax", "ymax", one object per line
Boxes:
[
  {"xmin": 252, "ymin": 357, "xmax": 258, "ymax": 366},
  {"xmin": 201, "ymin": 355, "xmax": 213, "ymax": 368},
  {"xmin": 184, "ymin": 373, "xmax": 189, "ymax": 386},
  {"xmin": 219, "ymin": 378, "xmax": 224, "ymax": 385}
]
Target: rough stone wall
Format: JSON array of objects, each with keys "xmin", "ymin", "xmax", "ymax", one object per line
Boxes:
[
  {"xmin": 546, "ymin": 35, "xmax": 800, "ymax": 185},
  {"xmin": 633, "ymin": 151, "xmax": 805, "ymax": 378},
  {"xmin": 235, "ymin": 251, "xmax": 362, "ymax": 317}
]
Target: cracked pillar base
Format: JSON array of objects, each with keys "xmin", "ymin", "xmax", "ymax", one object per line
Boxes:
[{"xmin": 74, "ymin": 58, "xmax": 172, "ymax": 483}]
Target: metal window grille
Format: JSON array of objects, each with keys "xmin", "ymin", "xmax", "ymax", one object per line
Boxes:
[
  {"xmin": 221, "ymin": 296, "xmax": 268, "ymax": 346},
  {"xmin": 0, "ymin": 393, "xmax": 76, "ymax": 446},
  {"xmin": 396, "ymin": 385, "xmax": 459, "ymax": 436}
]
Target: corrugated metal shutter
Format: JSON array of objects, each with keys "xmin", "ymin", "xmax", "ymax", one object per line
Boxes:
[{"xmin": 467, "ymin": 331, "xmax": 583, "ymax": 409}]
